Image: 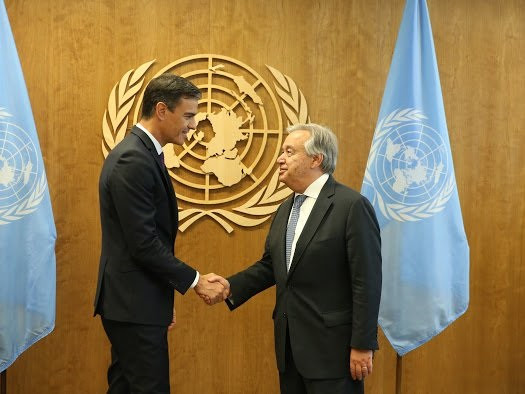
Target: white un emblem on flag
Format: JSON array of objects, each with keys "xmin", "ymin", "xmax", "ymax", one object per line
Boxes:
[
  {"xmin": 0, "ymin": 109, "xmax": 46, "ymax": 225},
  {"xmin": 363, "ymin": 108, "xmax": 455, "ymax": 222}
]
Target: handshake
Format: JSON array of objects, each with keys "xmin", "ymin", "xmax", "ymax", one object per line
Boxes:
[{"xmin": 194, "ymin": 273, "xmax": 230, "ymax": 305}]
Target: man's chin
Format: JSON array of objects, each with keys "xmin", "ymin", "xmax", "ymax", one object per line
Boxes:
[{"xmin": 279, "ymin": 175, "xmax": 293, "ymax": 190}]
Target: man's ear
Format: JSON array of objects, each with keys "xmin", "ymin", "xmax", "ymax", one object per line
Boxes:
[
  {"xmin": 311, "ymin": 154, "xmax": 324, "ymax": 169},
  {"xmin": 155, "ymin": 102, "xmax": 168, "ymax": 120}
]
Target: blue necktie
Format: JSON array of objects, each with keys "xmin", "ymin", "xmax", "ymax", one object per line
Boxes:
[{"xmin": 286, "ymin": 194, "xmax": 307, "ymax": 272}]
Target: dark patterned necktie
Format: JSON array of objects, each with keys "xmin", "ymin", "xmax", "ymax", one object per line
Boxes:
[{"xmin": 285, "ymin": 194, "xmax": 307, "ymax": 272}]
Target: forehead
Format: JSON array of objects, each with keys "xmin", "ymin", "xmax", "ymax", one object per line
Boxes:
[
  {"xmin": 175, "ymin": 97, "xmax": 198, "ymax": 113},
  {"xmin": 283, "ymin": 130, "xmax": 310, "ymax": 149}
]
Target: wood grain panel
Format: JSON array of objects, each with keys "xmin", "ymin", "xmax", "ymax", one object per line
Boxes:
[
  {"xmin": 3, "ymin": 0, "xmax": 524, "ymax": 393},
  {"xmin": 399, "ymin": 0, "xmax": 525, "ymax": 392}
]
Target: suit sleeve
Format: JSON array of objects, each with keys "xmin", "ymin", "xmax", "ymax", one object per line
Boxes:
[
  {"xmin": 107, "ymin": 149, "xmax": 196, "ymax": 294},
  {"xmin": 226, "ymin": 224, "xmax": 277, "ymax": 310},
  {"xmin": 346, "ymin": 196, "xmax": 382, "ymax": 350}
]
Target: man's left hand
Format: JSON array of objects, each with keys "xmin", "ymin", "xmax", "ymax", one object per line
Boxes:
[{"xmin": 350, "ymin": 348, "xmax": 373, "ymax": 380}]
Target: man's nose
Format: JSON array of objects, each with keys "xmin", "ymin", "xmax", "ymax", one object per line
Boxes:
[
  {"xmin": 277, "ymin": 153, "xmax": 285, "ymax": 163},
  {"xmin": 188, "ymin": 117, "xmax": 197, "ymax": 130}
]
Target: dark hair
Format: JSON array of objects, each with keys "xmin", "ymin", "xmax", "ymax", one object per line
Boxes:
[{"xmin": 141, "ymin": 73, "xmax": 201, "ymax": 119}]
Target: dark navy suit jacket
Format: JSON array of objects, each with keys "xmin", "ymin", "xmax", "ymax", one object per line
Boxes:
[
  {"xmin": 227, "ymin": 176, "xmax": 382, "ymax": 379},
  {"xmin": 94, "ymin": 126, "xmax": 196, "ymax": 325}
]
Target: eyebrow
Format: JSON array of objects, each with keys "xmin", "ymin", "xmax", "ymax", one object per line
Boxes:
[{"xmin": 282, "ymin": 147, "xmax": 297, "ymax": 155}]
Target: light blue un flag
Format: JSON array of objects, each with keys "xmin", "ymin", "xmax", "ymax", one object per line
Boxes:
[
  {"xmin": 0, "ymin": 0, "xmax": 56, "ymax": 371},
  {"xmin": 361, "ymin": 0, "xmax": 469, "ymax": 356}
]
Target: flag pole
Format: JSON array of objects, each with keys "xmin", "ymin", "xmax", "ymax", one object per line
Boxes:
[
  {"xmin": 1, "ymin": 369, "xmax": 6, "ymax": 394},
  {"xmin": 395, "ymin": 355, "xmax": 402, "ymax": 394}
]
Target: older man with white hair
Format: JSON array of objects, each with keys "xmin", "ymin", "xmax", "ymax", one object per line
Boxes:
[{"xmin": 218, "ymin": 123, "xmax": 382, "ymax": 393}]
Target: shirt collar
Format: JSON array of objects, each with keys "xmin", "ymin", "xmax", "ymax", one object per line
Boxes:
[
  {"xmin": 297, "ymin": 173, "xmax": 329, "ymax": 200},
  {"xmin": 136, "ymin": 123, "xmax": 163, "ymax": 155}
]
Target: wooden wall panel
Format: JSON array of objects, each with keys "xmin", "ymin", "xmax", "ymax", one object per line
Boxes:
[
  {"xmin": 400, "ymin": 0, "xmax": 525, "ymax": 393},
  {"xmin": 3, "ymin": 0, "xmax": 524, "ymax": 393}
]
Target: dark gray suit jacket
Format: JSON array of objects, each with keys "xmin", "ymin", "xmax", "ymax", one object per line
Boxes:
[
  {"xmin": 227, "ymin": 176, "xmax": 381, "ymax": 379},
  {"xmin": 94, "ymin": 126, "xmax": 196, "ymax": 325}
]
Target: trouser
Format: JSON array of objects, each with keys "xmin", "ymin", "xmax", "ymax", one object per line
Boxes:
[
  {"xmin": 279, "ymin": 328, "xmax": 364, "ymax": 394},
  {"xmin": 102, "ymin": 318, "xmax": 170, "ymax": 394}
]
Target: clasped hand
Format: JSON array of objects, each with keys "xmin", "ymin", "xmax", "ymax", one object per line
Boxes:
[{"xmin": 194, "ymin": 273, "xmax": 230, "ymax": 305}]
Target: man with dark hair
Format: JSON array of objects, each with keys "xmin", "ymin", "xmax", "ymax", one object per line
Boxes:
[
  {"xmin": 215, "ymin": 124, "xmax": 381, "ymax": 394},
  {"xmin": 140, "ymin": 73, "xmax": 201, "ymax": 119},
  {"xmin": 94, "ymin": 73, "xmax": 229, "ymax": 393}
]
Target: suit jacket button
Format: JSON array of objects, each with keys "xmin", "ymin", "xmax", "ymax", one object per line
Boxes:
[{"xmin": 283, "ymin": 312, "xmax": 287, "ymax": 318}]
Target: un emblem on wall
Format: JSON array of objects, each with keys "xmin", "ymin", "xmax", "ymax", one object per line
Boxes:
[
  {"xmin": 0, "ymin": 109, "xmax": 47, "ymax": 225},
  {"xmin": 363, "ymin": 108, "xmax": 454, "ymax": 222},
  {"xmin": 102, "ymin": 55, "xmax": 310, "ymax": 232}
]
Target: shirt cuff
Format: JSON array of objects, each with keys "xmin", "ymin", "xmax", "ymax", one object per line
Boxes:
[{"xmin": 189, "ymin": 271, "xmax": 199, "ymax": 289}]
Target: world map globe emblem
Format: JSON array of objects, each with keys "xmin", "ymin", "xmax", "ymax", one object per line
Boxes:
[
  {"xmin": 132, "ymin": 55, "xmax": 284, "ymax": 205},
  {"xmin": 0, "ymin": 121, "xmax": 39, "ymax": 210},
  {"xmin": 373, "ymin": 121, "xmax": 449, "ymax": 206},
  {"xmin": 103, "ymin": 55, "xmax": 309, "ymax": 231}
]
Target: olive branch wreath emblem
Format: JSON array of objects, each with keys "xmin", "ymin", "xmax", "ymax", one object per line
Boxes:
[
  {"xmin": 0, "ymin": 173, "xmax": 47, "ymax": 225},
  {"xmin": 363, "ymin": 108, "xmax": 455, "ymax": 222},
  {"xmin": 101, "ymin": 59, "xmax": 309, "ymax": 232}
]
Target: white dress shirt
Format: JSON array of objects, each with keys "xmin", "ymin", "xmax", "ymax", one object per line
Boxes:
[
  {"xmin": 287, "ymin": 173, "xmax": 329, "ymax": 264},
  {"xmin": 136, "ymin": 123, "xmax": 162, "ymax": 154}
]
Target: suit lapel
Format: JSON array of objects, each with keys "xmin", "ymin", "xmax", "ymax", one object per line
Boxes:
[
  {"xmin": 164, "ymin": 168, "xmax": 179, "ymax": 234},
  {"xmin": 131, "ymin": 127, "xmax": 178, "ymax": 233},
  {"xmin": 274, "ymin": 196, "xmax": 294, "ymax": 279},
  {"xmin": 287, "ymin": 176, "xmax": 336, "ymax": 278}
]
